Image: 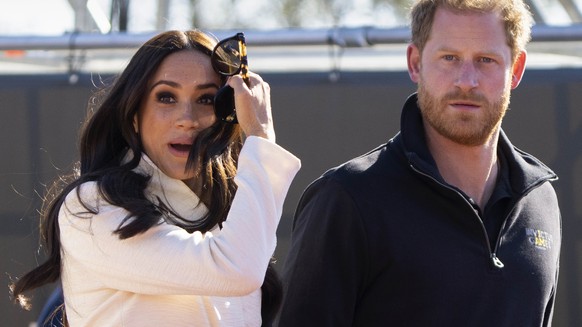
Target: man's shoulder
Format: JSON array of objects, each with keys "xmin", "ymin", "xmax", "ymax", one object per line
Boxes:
[
  {"xmin": 311, "ymin": 140, "xmax": 405, "ymax": 193},
  {"xmin": 300, "ymin": 136, "xmax": 405, "ymax": 202},
  {"xmin": 326, "ymin": 143, "xmax": 389, "ymax": 177}
]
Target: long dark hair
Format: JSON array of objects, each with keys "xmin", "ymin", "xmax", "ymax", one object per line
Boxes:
[{"xmin": 10, "ymin": 29, "xmax": 282, "ymax": 325}]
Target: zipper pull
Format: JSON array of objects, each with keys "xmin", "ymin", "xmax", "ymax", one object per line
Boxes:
[{"xmin": 491, "ymin": 254, "xmax": 505, "ymax": 269}]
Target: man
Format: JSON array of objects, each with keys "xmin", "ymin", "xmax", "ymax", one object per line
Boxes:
[{"xmin": 278, "ymin": 0, "xmax": 561, "ymax": 326}]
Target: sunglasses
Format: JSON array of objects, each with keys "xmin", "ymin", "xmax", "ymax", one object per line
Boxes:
[{"xmin": 211, "ymin": 32, "xmax": 249, "ymax": 124}]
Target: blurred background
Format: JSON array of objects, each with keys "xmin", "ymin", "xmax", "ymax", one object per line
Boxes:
[{"xmin": 1, "ymin": 0, "xmax": 582, "ymax": 326}]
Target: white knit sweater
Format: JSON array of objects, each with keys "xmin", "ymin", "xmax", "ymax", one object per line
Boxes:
[{"xmin": 59, "ymin": 137, "xmax": 301, "ymax": 326}]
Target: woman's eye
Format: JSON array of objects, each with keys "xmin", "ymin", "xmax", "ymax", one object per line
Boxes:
[
  {"xmin": 156, "ymin": 92, "xmax": 176, "ymax": 104},
  {"xmin": 198, "ymin": 94, "xmax": 215, "ymax": 105}
]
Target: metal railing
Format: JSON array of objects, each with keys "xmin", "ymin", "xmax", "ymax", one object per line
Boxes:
[{"xmin": 0, "ymin": 25, "xmax": 581, "ymax": 51}]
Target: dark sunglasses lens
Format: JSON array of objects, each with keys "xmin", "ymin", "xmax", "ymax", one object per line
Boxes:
[
  {"xmin": 212, "ymin": 39, "xmax": 242, "ymax": 76},
  {"xmin": 214, "ymin": 85, "xmax": 237, "ymax": 123}
]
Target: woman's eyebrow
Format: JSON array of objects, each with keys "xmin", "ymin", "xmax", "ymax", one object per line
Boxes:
[
  {"xmin": 150, "ymin": 80, "xmax": 180, "ymax": 92},
  {"xmin": 196, "ymin": 82, "xmax": 220, "ymax": 90},
  {"xmin": 149, "ymin": 80, "xmax": 220, "ymax": 92}
]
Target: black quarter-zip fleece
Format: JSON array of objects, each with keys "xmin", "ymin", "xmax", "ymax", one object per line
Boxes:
[{"xmin": 279, "ymin": 93, "xmax": 561, "ymax": 327}]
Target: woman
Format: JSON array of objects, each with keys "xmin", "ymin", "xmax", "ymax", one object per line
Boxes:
[{"xmin": 10, "ymin": 29, "xmax": 300, "ymax": 326}]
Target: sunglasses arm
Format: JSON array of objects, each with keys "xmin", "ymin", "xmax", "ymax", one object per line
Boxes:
[{"xmin": 239, "ymin": 38, "xmax": 250, "ymax": 87}]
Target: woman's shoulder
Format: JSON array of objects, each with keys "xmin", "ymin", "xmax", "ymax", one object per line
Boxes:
[
  {"xmin": 59, "ymin": 180, "xmax": 129, "ymax": 231},
  {"xmin": 63, "ymin": 181, "xmax": 99, "ymax": 202},
  {"xmin": 61, "ymin": 181, "xmax": 107, "ymax": 216}
]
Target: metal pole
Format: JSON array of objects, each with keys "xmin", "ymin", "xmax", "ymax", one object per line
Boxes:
[{"xmin": 0, "ymin": 25, "xmax": 581, "ymax": 51}]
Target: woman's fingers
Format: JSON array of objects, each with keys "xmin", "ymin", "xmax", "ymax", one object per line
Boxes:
[{"xmin": 227, "ymin": 72, "xmax": 276, "ymax": 141}]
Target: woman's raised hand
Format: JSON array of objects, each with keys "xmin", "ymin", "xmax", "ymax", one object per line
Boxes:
[{"xmin": 227, "ymin": 72, "xmax": 276, "ymax": 142}]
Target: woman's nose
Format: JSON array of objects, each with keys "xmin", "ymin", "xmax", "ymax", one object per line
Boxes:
[{"xmin": 175, "ymin": 103, "xmax": 198, "ymax": 129}]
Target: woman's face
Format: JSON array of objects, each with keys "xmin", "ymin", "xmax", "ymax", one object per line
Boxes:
[{"xmin": 136, "ymin": 50, "xmax": 221, "ymax": 181}]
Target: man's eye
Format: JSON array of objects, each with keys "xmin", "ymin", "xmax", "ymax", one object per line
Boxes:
[
  {"xmin": 480, "ymin": 57, "xmax": 495, "ymax": 63},
  {"xmin": 443, "ymin": 55, "xmax": 455, "ymax": 61}
]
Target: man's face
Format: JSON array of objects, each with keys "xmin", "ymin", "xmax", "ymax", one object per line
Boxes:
[{"xmin": 407, "ymin": 7, "xmax": 526, "ymax": 146}]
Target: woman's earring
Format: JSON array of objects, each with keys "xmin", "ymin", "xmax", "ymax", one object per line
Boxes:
[{"xmin": 133, "ymin": 116, "xmax": 139, "ymax": 134}]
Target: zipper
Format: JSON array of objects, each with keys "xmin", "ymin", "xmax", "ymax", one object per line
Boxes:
[
  {"xmin": 490, "ymin": 253, "xmax": 505, "ymax": 268},
  {"xmin": 410, "ymin": 164, "xmax": 504, "ymax": 269}
]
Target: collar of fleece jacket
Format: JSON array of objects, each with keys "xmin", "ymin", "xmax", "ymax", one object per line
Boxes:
[{"xmin": 398, "ymin": 92, "xmax": 558, "ymax": 195}]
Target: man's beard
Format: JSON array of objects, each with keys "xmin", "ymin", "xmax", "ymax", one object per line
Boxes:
[{"xmin": 417, "ymin": 80, "xmax": 510, "ymax": 146}]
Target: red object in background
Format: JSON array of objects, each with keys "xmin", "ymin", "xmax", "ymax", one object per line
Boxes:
[{"xmin": 3, "ymin": 50, "xmax": 26, "ymax": 57}]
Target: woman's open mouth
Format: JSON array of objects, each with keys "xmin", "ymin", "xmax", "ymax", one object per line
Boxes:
[{"xmin": 169, "ymin": 143, "xmax": 192, "ymax": 157}]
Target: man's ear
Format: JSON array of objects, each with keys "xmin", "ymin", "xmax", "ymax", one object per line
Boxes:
[
  {"xmin": 407, "ymin": 44, "xmax": 422, "ymax": 84},
  {"xmin": 511, "ymin": 50, "xmax": 527, "ymax": 89}
]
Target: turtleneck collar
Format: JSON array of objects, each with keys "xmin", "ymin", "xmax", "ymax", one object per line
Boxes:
[{"xmin": 132, "ymin": 152, "xmax": 209, "ymax": 223}]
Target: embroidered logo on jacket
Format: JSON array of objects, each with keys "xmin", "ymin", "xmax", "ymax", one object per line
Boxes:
[{"xmin": 526, "ymin": 228, "xmax": 553, "ymax": 250}]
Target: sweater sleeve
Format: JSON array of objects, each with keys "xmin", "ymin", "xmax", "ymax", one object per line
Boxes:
[
  {"xmin": 277, "ymin": 175, "xmax": 368, "ymax": 326},
  {"xmin": 59, "ymin": 136, "xmax": 300, "ymax": 297}
]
